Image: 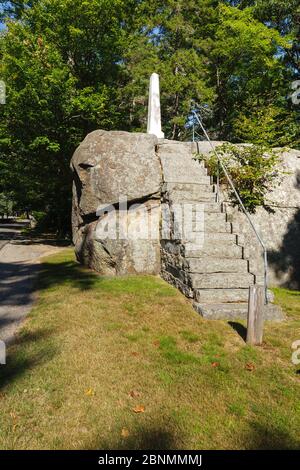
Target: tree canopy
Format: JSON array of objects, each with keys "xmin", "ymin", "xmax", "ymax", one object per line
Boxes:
[{"xmin": 0, "ymin": 0, "xmax": 298, "ymax": 233}]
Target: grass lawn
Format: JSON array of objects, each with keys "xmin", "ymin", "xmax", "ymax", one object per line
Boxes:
[{"xmin": 0, "ymin": 249, "xmax": 299, "ymax": 450}]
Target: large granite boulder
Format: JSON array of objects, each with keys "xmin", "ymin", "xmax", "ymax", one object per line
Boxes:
[{"xmin": 71, "ymin": 130, "xmax": 162, "ymax": 275}]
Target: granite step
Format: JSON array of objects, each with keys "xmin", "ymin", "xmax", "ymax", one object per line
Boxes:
[
  {"xmin": 193, "ymin": 302, "xmax": 284, "ymax": 321},
  {"xmin": 193, "ymin": 302, "xmax": 249, "ymax": 320},
  {"xmin": 163, "ymin": 181, "xmax": 212, "ymax": 190},
  {"xmin": 159, "ymin": 152, "xmax": 208, "ymax": 182},
  {"xmin": 185, "ymin": 243, "xmax": 244, "ymax": 258},
  {"xmin": 194, "ymin": 288, "xmax": 250, "ymax": 304},
  {"xmin": 167, "ymin": 190, "xmax": 216, "ymax": 203},
  {"xmin": 202, "ymin": 203, "xmax": 223, "ymax": 213},
  {"xmin": 184, "ymin": 232, "xmax": 244, "ymax": 248},
  {"xmin": 190, "ymin": 272, "xmax": 255, "ymax": 289},
  {"xmin": 168, "ymin": 201, "xmax": 222, "ymax": 213},
  {"xmin": 184, "ymin": 234, "xmax": 242, "ymax": 248},
  {"xmin": 186, "ymin": 257, "xmax": 249, "ymax": 274},
  {"xmin": 168, "ymin": 209, "xmax": 231, "ymax": 233},
  {"xmin": 200, "ymin": 233, "xmax": 239, "ymax": 244}
]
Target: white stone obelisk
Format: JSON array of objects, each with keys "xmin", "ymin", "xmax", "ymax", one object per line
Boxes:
[{"xmin": 147, "ymin": 73, "xmax": 164, "ymax": 139}]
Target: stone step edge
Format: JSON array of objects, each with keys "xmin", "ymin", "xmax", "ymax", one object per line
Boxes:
[
  {"xmin": 162, "ymin": 262, "xmax": 250, "ymax": 276},
  {"xmin": 163, "ymin": 180, "xmax": 212, "ymax": 186},
  {"xmin": 193, "ymin": 302, "xmax": 284, "ymax": 321},
  {"xmin": 184, "ymin": 250, "xmax": 247, "ymax": 260},
  {"xmin": 193, "ymin": 288, "xmax": 275, "ymax": 302}
]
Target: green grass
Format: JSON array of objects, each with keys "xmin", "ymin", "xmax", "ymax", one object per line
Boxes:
[{"xmin": 0, "ymin": 249, "xmax": 299, "ymax": 450}]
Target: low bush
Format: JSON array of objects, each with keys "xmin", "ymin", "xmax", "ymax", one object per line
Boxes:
[{"xmin": 196, "ymin": 143, "xmax": 282, "ymax": 213}]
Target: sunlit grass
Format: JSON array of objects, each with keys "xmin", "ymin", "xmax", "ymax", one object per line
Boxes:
[{"xmin": 0, "ymin": 249, "xmax": 299, "ymax": 450}]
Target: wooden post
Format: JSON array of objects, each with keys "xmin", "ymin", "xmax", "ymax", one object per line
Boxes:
[{"xmin": 246, "ymin": 285, "xmax": 264, "ymax": 345}]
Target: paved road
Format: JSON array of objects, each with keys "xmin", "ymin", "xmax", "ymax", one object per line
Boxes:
[
  {"xmin": 0, "ymin": 222, "xmax": 65, "ymax": 345},
  {"xmin": 0, "ymin": 222, "xmax": 25, "ymax": 250}
]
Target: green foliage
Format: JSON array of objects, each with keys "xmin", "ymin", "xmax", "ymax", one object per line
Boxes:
[
  {"xmin": 0, "ymin": 0, "xmax": 298, "ymax": 232},
  {"xmin": 0, "ymin": 191, "xmax": 15, "ymax": 217},
  {"xmin": 196, "ymin": 143, "xmax": 282, "ymax": 212},
  {"xmin": 207, "ymin": 4, "xmax": 290, "ymax": 142},
  {"xmin": 226, "ymin": 0, "xmax": 300, "ymax": 146},
  {"xmin": 123, "ymin": 1, "xmax": 292, "ymax": 143},
  {"xmin": 32, "ymin": 210, "xmax": 46, "ymax": 222},
  {"xmin": 231, "ymin": 105, "xmax": 300, "ymax": 147},
  {"xmin": 0, "ymin": 0, "xmax": 130, "ymax": 234},
  {"xmin": 121, "ymin": 0, "xmax": 217, "ymax": 139}
]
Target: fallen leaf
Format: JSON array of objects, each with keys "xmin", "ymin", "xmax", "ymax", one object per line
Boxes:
[
  {"xmin": 211, "ymin": 362, "xmax": 220, "ymax": 368},
  {"xmin": 10, "ymin": 412, "xmax": 18, "ymax": 421},
  {"xmin": 132, "ymin": 405, "xmax": 145, "ymax": 414},
  {"xmin": 85, "ymin": 388, "xmax": 95, "ymax": 396},
  {"xmin": 245, "ymin": 362, "xmax": 255, "ymax": 372},
  {"xmin": 131, "ymin": 352, "xmax": 139, "ymax": 357},
  {"xmin": 121, "ymin": 428, "xmax": 130, "ymax": 438},
  {"xmin": 153, "ymin": 340, "xmax": 160, "ymax": 348},
  {"xmin": 129, "ymin": 390, "xmax": 141, "ymax": 398}
]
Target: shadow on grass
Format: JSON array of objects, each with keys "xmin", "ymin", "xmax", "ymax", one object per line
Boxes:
[
  {"xmin": 37, "ymin": 259, "xmax": 99, "ymax": 292},
  {"xmin": 228, "ymin": 321, "xmax": 247, "ymax": 342},
  {"xmin": 87, "ymin": 420, "xmax": 300, "ymax": 450},
  {"xmin": 86, "ymin": 425, "xmax": 179, "ymax": 450},
  {"xmin": 0, "ymin": 256, "xmax": 100, "ymax": 391},
  {"xmin": 247, "ymin": 421, "xmax": 300, "ymax": 450},
  {"xmin": 0, "ymin": 328, "xmax": 58, "ymax": 392},
  {"xmin": 0, "ymin": 258, "xmax": 98, "ymax": 310}
]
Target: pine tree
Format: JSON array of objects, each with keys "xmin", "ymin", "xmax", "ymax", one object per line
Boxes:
[
  {"xmin": 123, "ymin": 1, "xmax": 289, "ymax": 144},
  {"xmin": 121, "ymin": 0, "xmax": 218, "ymax": 140}
]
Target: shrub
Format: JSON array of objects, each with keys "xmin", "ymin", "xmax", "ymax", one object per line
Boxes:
[{"xmin": 196, "ymin": 143, "xmax": 282, "ymax": 213}]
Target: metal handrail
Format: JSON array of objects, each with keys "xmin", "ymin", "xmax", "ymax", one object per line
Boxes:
[{"xmin": 192, "ymin": 110, "xmax": 269, "ymax": 305}]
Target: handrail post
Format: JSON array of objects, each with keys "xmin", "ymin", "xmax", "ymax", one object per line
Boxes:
[
  {"xmin": 216, "ymin": 159, "xmax": 220, "ymax": 203},
  {"xmin": 263, "ymin": 249, "xmax": 269, "ymax": 305}
]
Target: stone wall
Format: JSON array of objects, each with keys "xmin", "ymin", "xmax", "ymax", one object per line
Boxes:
[
  {"xmin": 71, "ymin": 132, "xmax": 300, "ymax": 288},
  {"xmin": 195, "ymin": 143, "xmax": 300, "ymax": 289},
  {"xmin": 226, "ymin": 149, "xmax": 300, "ymax": 289}
]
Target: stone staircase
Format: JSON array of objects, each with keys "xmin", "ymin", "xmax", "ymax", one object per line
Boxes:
[{"xmin": 159, "ymin": 140, "xmax": 282, "ymax": 320}]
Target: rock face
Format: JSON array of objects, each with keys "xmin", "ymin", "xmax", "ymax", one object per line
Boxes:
[
  {"xmin": 224, "ymin": 148, "xmax": 300, "ymax": 289},
  {"xmin": 71, "ymin": 130, "xmax": 162, "ymax": 275},
  {"xmin": 71, "ymin": 129, "xmax": 299, "ymax": 309},
  {"xmin": 192, "ymin": 142, "xmax": 300, "ymax": 289}
]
